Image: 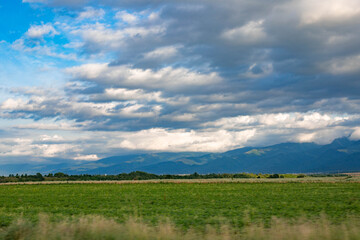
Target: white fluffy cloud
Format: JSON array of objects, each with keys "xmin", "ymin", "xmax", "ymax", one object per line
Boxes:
[
  {"xmin": 67, "ymin": 63, "xmax": 222, "ymax": 91},
  {"xmin": 0, "ymin": 138, "xmax": 74, "ymax": 158},
  {"xmin": 70, "ymin": 23, "xmax": 165, "ymax": 51},
  {"xmin": 112, "ymin": 128, "xmax": 256, "ymax": 152},
  {"xmin": 26, "ymin": 23, "xmax": 58, "ymax": 39},
  {"xmin": 77, "ymin": 7, "xmax": 105, "ymax": 20},
  {"xmin": 115, "ymin": 11, "xmax": 138, "ymax": 24},
  {"xmin": 205, "ymin": 112, "xmax": 356, "ymax": 130}
]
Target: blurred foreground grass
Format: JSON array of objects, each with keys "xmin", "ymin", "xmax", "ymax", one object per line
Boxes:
[{"xmin": 1, "ymin": 214, "xmax": 359, "ymax": 240}]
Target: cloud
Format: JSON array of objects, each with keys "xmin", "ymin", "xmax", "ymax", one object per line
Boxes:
[
  {"xmin": 90, "ymin": 88, "xmax": 164, "ymax": 102},
  {"xmin": 112, "ymin": 128, "xmax": 256, "ymax": 152},
  {"xmin": 143, "ymin": 45, "xmax": 180, "ymax": 61},
  {"xmin": 14, "ymin": 120, "xmax": 84, "ymax": 131},
  {"xmin": 73, "ymin": 154, "xmax": 99, "ymax": 161},
  {"xmin": 11, "ymin": 40, "xmax": 78, "ymax": 60},
  {"xmin": 204, "ymin": 112, "xmax": 355, "ymax": 130},
  {"xmin": 67, "ymin": 63, "xmax": 222, "ymax": 91},
  {"xmin": 70, "ymin": 22, "xmax": 165, "ymax": 53},
  {"xmin": 162, "ymin": 113, "xmax": 198, "ymax": 122},
  {"xmin": 88, "ymin": 88, "xmax": 189, "ymax": 106},
  {"xmin": 321, "ymin": 54, "xmax": 360, "ymax": 75},
  {"xmin": 39, "ymin": 134, "xmax": 64, "ymax": 142},
  {"xmin": 1, "ymin": 98, "xmax": 28, "ymax": 110},
  {"xmin": 0, "ymin": 138, "xmax": 74, "ymax": 158},
  {"xmin": 77, "ymin": 7, "xmax": 105, "ymax": 20},
  {"xmin": 222, "ymin": 20, "xmax": 267, "ymax": 45},
  {"xmin": 115, "ymin": 11, "xmax": 138, "ymax": 24},
  {"xmin": 0, "ymin": 87, "xmax": 165, "ymax": 129},
  {"xmin": 350, "ymin": 127, "xmax": 360, "ymax": 140},
  {"xmin": 26, "ymin": 23, "xmax": 58, "ymax": 39},
  {"xmin": 299, "ymin": 0, "xmax": 360, "ymax": 25}
]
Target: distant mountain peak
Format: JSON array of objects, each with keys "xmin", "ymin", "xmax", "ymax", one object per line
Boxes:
[{"xmin": 330, "ymin": 137, "xmax": 352, "ymax": 147}]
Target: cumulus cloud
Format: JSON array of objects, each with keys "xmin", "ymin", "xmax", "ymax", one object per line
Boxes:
[
  {"xmin": 201, "ymin": 112, "xmax": 359, "ymax": 146},
  {"xmin": 112, "ymin": 128, "xmax": 256, "ymax": 152},
  {"xmin": 0, "ymin": 138, "xmax": 74, "ymax": 158},
  {"xmin": 77, "ymin": 7, "xmax": 105, "ymax": 20},
  {"xmin": 67, "ymin": 63, "xmax": 222, "ymax": 91},
  {"xmin": 115, "ymin": 11, "xmax": 138, "ymax": 24},
  {"xmin": 26, "ymin": 23, "xmax": 58, "ymax": 39},
  {"xmin": 70, "ymin": 22, "xmax": 165, "ymax": 53},
  {"xmin": 205, "ymin": 112, "xmax": 356, "ymax": 130}
]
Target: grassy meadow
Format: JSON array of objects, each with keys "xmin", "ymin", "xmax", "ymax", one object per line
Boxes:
[{"xmin": 0, "ymin": 177, "xmax": 359, "ymax": 239}]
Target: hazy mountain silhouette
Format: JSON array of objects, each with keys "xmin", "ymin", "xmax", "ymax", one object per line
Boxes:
[{"xmin": 1, "ymin": 138, "xmax": 359, "ymax": 175}]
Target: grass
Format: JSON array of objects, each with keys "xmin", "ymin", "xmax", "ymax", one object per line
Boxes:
[
  {"xmin": 0, "ymin": 215, "xmax": 360, "ymax": 240},
  {"xmin": 0, "ymin": 179, "xmax": 359, "ymax": 229}
]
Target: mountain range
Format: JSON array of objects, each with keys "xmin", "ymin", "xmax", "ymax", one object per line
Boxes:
[{"xmin": 1, "ymin": 137, "xmax": 360, "ymax": 175}]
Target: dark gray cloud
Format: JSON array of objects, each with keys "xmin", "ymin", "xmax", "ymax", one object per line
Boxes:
[{"xmin": 53, "ymin": 0, "xmax": 360, "ymax": 114}]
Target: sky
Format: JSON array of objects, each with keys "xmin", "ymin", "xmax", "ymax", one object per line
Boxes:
[{"xmin": 1, "ymin": 0, "xmax": 360, "ymax": 163}]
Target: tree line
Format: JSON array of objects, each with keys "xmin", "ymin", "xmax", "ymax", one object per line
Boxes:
[
  {"xmin": 0, "ymin": 172, "xmax": 348, "ymax": 183},
  {"xmin": 0, "ymin": 171, "xmax": 323, "ymax": 183}
]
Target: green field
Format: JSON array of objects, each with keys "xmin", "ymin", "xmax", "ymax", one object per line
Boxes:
[{"xmin": 0, "ymin": 180, "xmax": 359, "ymax": 229}]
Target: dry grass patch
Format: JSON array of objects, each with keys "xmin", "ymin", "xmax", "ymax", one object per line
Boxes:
[
  {"xmin": 0, "ymin": 215, "xmax": 359, "ymax": 240},
  {"xmin": 1, "ymin": 176, "xmax": 359, "ymax": 185}
]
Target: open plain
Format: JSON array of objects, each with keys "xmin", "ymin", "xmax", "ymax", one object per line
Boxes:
[{"xmin": 0, "ymin": 177, "xmax": 359, "ymax": 239}]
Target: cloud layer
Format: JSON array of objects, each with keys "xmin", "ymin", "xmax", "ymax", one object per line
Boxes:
[{"xmin": 1, "ymin": 0, "xmax": 360, "ymax": 162}]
